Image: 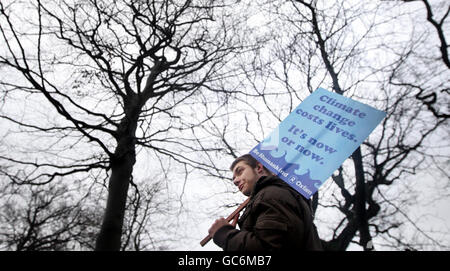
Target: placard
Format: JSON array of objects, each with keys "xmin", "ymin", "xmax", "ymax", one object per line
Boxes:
[{"xmin": 250, "ymin": 88, "xmax": 386, "ymax": 199}]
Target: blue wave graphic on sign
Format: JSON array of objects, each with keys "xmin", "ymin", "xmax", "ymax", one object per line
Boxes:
[{"xmin": 251, "ymin": 144, "xmax": 322, "ymax": 197}]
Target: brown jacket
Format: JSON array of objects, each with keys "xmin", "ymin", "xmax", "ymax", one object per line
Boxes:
[{"xmin": 213, "ymin": 175, "xmax": 323, "ymax": 251}]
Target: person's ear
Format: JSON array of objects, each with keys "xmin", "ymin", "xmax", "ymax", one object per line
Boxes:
[{"xmin": 256, "ymin": 163, "xmax": 264, "ymax": 174}]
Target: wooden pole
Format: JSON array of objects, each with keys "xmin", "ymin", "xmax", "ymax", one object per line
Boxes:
[{"xmin": 199, "ymin": 197, "xmax": 250, "ymax": 247}]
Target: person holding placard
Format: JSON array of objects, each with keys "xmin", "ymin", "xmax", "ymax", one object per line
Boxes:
[
  {"xmin": 204, "ymin": 88, "xmax": 386, "ymax": 251},
  {"xmin": 207, "ymin": 154, "xmax": 323, "ymax": 251}
]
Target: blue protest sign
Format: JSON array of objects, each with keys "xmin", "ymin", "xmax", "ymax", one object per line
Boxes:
[{"xmin": 250, "ymin": 88, "xmax": 386, "ymax": 199}]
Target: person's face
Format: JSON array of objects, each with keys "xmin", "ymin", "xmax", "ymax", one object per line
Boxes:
[{"xmin": 232, "ymin": 161, "xmax": 264, "ymax": 196}]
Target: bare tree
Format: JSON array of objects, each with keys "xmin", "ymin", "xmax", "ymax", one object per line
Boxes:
[
  {"xmin": 222, "ymin": 0, "xmax": 450, "ymax": 250},
  {"xmin": 391, "ymin": 0, "xmax": 450, "ymax": 119},
  {"xmin": 0, "ymin": 0, "xmax": 248, "ymax": 250},
  {"xmin": 120, "ymin": 176, "xmax": 181, "ymax": 251},
  {"xmin": 0, "ymin": 178, "xmax": 101, "ymax": 250}
]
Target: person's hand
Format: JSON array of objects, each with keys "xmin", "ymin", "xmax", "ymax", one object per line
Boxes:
[{"xmin": 208, "ymin": 217, "xmax": 232, "ymax": 237}]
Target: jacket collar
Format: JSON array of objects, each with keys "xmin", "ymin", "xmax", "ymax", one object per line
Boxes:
[
  {"xmin": 250, "ymin": 174, "xmax": 313, "ymax": 213},
  {"xmin": 251, "ymin": 175, "xmax": 288, "ymax": 197}
]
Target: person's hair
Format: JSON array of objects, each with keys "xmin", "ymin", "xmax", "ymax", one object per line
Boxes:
[{"xmin": 230, "ymin": 154, "xmax": 273, "ymax": 175}]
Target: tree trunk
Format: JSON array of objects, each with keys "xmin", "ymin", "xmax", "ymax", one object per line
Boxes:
[
  {"xmin": 95, "ymin": 102, "xmax": 140, "ymax": 251},
  {"xmin": 95, "ymin": 140, "xmax": 136, "ymax": 250},
  {"xmin": 323, "ymin": 219, "xmax": 359, "ymax": 251},
  {"xmin": 352, "ymin": 147, "xmax": 374, "ymax": 251}
]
